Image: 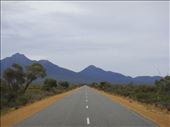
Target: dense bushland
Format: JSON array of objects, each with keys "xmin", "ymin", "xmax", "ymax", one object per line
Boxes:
[
  {"xmin": 0, "ymin": 63, "xmax": 79, "ymax": 114},
  {"xmin": 90, "ymin": 76, "xmax": 170, "ymax": 111}
]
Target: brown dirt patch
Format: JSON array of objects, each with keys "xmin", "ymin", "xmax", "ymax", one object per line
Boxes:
[
  {"xmin": 0, "ymin": 88, "xmax": 79, "ymax": 127},
  {"xmin": 94, "ymin": 89, "xmax": 170, "ymax": 127}
]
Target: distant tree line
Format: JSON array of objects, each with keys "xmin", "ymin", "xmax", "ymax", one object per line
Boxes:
[
  {"xmin": 90, "ymin": 76, "xmax": 170, "ymax": 111},
  {"xmin": 42, "ymin": 78, "xmax": 70, "ymax": 91}
]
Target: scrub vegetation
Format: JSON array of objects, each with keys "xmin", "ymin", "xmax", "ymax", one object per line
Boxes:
[
  {"xmin": 90, "ymin": 76, "xmax": 170, "ymax": 112},
  {"xmin": 0, "ymin": 63, "xmax": 79, "ymax": 115}
]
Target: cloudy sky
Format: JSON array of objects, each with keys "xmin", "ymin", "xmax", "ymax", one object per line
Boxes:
[{"xmin": 1, "ymin": 1, "xmax": 169, "ymax": 77}]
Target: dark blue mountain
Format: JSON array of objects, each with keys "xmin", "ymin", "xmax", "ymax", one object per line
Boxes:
[
  {"xmin": 38, "ymin": 60, "xmax": 87, "ymax": 83},
  {"xmin": 133, "ymin": 76, "xmax": 161, "ymax": 84},
  {"xmin": 0, "ymin": 53, "xmax": 32, "ymax": 74},
  {"xmin": 79, "ymin": 65, "xmax": 132, "ymax": 84},
  {"xmin": 0, "ymin": 53, "xmax": 161, "ymax": 84}
]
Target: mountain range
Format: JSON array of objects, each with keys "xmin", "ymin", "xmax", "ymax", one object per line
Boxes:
[{"xmin": 0, "ymin": 53, "xmax": 161, "ymax": 84}]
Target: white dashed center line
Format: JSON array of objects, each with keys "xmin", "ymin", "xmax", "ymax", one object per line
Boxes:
[
  {"xmin": 85, "ymin": 88, "xmax": 90, "ymax": 125},
  {"xmin": 87, "ymin": 117, "xmax": 90, "ymax": 125}
]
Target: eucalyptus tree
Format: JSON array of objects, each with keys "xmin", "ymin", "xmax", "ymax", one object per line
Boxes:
[{"xmin": 3, "ymin": 63, "xmax": 46, "ymax": 94}]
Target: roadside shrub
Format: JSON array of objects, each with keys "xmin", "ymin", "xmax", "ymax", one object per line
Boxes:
[
  {"xmin": 59, "ymin": 81, "xmax": 69, "ymax": 88},
  {"xmin": 15, "ymin": 95, "xmax": 30, "ymax": 106},
  {"xmin": 0, "ymin": 98, "xmax": 8, "ymax": 110},
  {"xmin": 90, "ymin": 76, "xmax": 170, "ymax": 111},
  {"xmin": 42, "ymin": 78, "xmax": 57, "ymax": 91},
  {"xmin": 134, "ymin": 92, "xmax": 152, "ymax": 103}
]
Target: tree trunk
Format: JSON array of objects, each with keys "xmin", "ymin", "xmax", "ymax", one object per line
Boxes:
[{"xmin": 23, "ymin": 80, "xmax": 32, "ymax": 93}]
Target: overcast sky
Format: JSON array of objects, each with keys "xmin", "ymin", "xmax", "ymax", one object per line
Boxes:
[{"xmin": 1, "ymin": 1, "xmax": 169, "ymax": 77}]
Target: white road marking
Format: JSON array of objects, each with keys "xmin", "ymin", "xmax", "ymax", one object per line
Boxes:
[
  {"xmin": 86, "ymin": 117, "xmax": 90, "ymax": 125},
  {"xmin": 85, "ymin": 99, "xmax": 88, "ymax": 102},
  {"xmin": 86, "ymin": 105, "xmax": 88, "ymax": 109},
  {"xmin": 85, "ymin": 90, "xmax": 87, "ymax": 96}
]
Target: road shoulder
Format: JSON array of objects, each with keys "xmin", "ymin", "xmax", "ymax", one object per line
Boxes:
[
  {"xmin": 1, "ymin": 88, "xmax": 79, "ymax": 127},
  {"xmin": 93, "ymin": 88, "xmax": 170, "ymax": 127}
]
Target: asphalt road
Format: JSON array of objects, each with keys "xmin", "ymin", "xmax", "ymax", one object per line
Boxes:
[{"xmin": 15, "ymin": 86, "xmax": 158, "ymax": 127}]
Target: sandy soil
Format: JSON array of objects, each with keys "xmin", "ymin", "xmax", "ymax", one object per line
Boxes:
[
  {"xmin": 1, "ymin": 88, "xmax": 79, "ymax": 127},
  {"xmin": 95, "ymin": 89, "xmax": 170, "ymax": 127}
]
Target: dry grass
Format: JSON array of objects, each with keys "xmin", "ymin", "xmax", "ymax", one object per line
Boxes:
[
  {"xmin": 95, "ymin": 89, "xmax": 170, "ymax": 127},
  {"xmin": 0, "ymin": 88, "xmax": 78, "ymax": 127}
]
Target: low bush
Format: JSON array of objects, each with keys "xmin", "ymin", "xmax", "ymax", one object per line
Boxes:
[
  {"xmin": 15, "ymin": 95, "xmax": 30, "ymax": 106},
  {"xmin": 1, "ymin": 80, "xmax": 79, "ymax": 114},
  {"xmin": 90, "ymin": 76, "xmax": 170, "ymax": 111},
  {"xmin": 42, "ymin": 78, "xmax": 57, "ymax": 91}
]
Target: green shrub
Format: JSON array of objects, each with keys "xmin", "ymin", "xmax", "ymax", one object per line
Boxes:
[
  {"xmin": 0, "ymin": 98, "xmax": 8, "ymax": 109},
  {"xmin": 15, "ymin": 95, "xmax": 30, "ymax": 106},
  {"xmin": 42, "ymin": 78, "xmax": 57, "ymax": 91},
  {"xmin": 59, "ymin": 81, "xmax": 69, "ymax": 88},
  {"xmin": 90, "ymin": 76, "xmax": 170, "ymax": 111}
]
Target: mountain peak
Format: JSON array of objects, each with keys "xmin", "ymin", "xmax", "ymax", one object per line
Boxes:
[
  {"xmin": 81, "ymin": 65, "xmax": 101, "ymax": 71},
  {"xmin": 1, "ymin": 53, "xmax": 161, "ymax": 84},
  {"xmin": 11, "ymin": 53, "xmax": 27, "ymax": 58},
  {"xmin": 87, "ymin": 65, "xmax": 97, "ymax": 69},
  {"xmin": 80, "ymin": 65, "xmax": 103, "ymax": 73}
]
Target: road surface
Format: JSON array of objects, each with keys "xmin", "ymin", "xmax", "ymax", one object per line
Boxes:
[{"xmin": 15, "ymin": 86, "xmax": 158, "ymax": 127}]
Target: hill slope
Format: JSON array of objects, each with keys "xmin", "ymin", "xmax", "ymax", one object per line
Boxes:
[{"xmin": 0, "ymin": 53, "xmax": 161, "ymax": 84}]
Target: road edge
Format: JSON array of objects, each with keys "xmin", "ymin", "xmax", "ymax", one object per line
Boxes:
[
  {"xmin": 1, "ymin": 87, "xmax": 80, "ymax": 127},
  {"xmin": 91, "ymin": 87, "xmax": 170, "ymax": 127}
]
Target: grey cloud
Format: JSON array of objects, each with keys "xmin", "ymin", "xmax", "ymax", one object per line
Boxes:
[{"xmin": 1, "ymin": 1, "xmax": 169, "ymax": 76}]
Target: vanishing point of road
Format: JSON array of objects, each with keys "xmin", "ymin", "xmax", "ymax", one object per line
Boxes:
[{"xmin": 15, "ymin": 86, "xmax": 158, "ymax": 127}]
